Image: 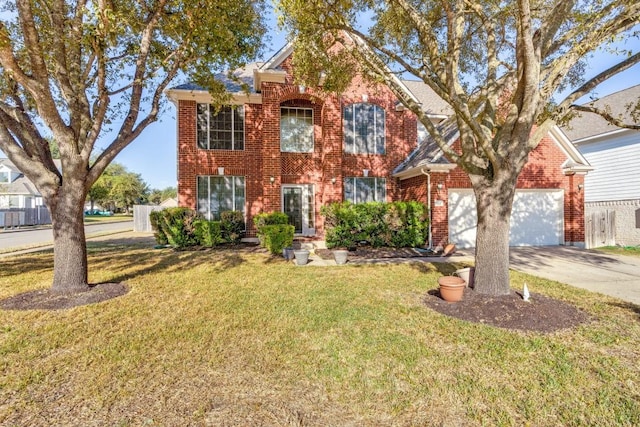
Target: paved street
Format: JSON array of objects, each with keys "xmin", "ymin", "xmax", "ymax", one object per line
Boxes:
[{"xmin": 0, "ymin": 220, "xmax": 133, "ymax": 252}]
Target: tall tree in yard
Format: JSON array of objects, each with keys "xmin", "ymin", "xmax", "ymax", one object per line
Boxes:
[
  {"xmin": 0, "ymin": 0, "xmax": 265, "ymax": 293},
  {"xmin": 279, "ymin": 0, "xmax": 640, "ymax": 295}
]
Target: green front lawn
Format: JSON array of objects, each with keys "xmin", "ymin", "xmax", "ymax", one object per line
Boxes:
[
  {"xmin": 597, "ymin": 245, "xmax": 640, "ymax": 258},
  {"xmin": 1, "ymin": 242, "xmax": 639, "ymax": 425}
]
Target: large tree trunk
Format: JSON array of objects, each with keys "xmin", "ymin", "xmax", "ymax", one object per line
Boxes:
[
  {"xmin": 49, "ymin": 183, "xmax": 89, "ymax": 293},
  {"xmin": 472, "ymin": 177, "xmax": 517, "ymax": 296}
]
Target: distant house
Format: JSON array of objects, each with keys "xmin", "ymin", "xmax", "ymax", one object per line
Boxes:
[
  {"xmin": 0, "ymin": 158, "xmax": 58, "ymax": 208},
  {"xmin": 167, "ymin": 42, "xmax": 591, "ymax": 248},
  {"xmin": 563, "ymin": 85, "xmax": 640, "ymax": 247},
  {"xmin": 160, "ymin": 197, "xmax": 178, "ymax": 207}
]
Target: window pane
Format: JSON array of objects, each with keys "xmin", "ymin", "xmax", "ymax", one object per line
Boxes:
[
  {"xmin": 234, "ymin": 106, "xmax": 244, "ymax": 150},
  {"xmin": 281, "ymin": 107, "xmax": 314, "ymax": 152},
  {"xmin": 344, "ymin": 177, "xmax": 354, "ymax": 203},
  {"xmin": 343, "ymin": 103, "xmax": 385, "ymax": 154},
  {"xmin": 197, "ymin": 105, "xmax": 244, "ymax": 150},
  {"xmin": 196, "ymin": 104, "xmax": 209, "ymax": 149},
  {"xmin": 197, "ymin": 176, "xmax": 210, "ymax": 219},
  {"xmin": 344, "ymin": 177, "xmax": 386, "ymax": 204},
  {"xmin": 376, "ymin": 178, "xmax": 386, "ymax": 202},
  {"xmin": 343, "ymin": 105, "xmax": 354, "ymax": 153}
]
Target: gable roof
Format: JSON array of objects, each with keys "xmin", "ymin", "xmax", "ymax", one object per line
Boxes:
[
  {"xmin": 562, "ymin": 84, "xmax": 640, "ymax": 142},
  {"xmin": 393, "ymin": 124, "xmax": 592, "ymax": 179},
  {"xmin": 393, "ymin": 120, "xmax": 458, "ymax": 178},
  {"xmin": 0, "ymin": 158, "xmax": 62, "ymax": 196},
  {"xmin": 401, "ymin": 80, "xmax": 453, "ymax": 118}
]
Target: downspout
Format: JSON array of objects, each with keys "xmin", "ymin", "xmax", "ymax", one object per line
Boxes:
[{"xmin": 420, "ymin": 167, "xmax": 432, "ymax": 249}]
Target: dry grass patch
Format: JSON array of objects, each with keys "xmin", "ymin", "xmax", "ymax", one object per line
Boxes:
[{"xmin": 0, "ymin": 243, "xmax": 639, "ymax": 426}]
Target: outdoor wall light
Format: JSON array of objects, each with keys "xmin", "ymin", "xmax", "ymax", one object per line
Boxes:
[
  {"xmin": 331, "ymin": 177, "xmax": 336, "ymax": 184},
  {"xmin": 270, "ymin": 176, "xmax": 275, "ymax": 184},
  {"xmin": 578, "ymin": 183, "xmax": 584, "ymax": 191},
  {"xmin": 217, "ymin": 167, "xmax": 224, "ymax": 175},
  {"xmin": 437, "ymin": 183, "xmax": 443, "ymax": 190}
]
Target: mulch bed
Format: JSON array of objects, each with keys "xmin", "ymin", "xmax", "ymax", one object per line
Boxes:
[
  {"xmin": 316, "ymin": 247, "xmax": 431, "ymax": 260},
  {"xmin": 424, "ymin": 288, "xmax": 591, "ymax": 333},
  {"xmin": 1, "ymin": 282, "xmax": 129, "ymax": 311}
]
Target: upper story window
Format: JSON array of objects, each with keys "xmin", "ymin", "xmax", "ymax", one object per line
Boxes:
[
  {"xmin": 197, "ymin": 104, "xmax": 244, "ymax": 150},
  {"xmin": 344, "ymin": 177, "xmax": 386, "ymax": 204},
  {"xmin": 281, "ymin": 107, "xmax": 314, "ymax": 152},
  {"xmin": 0, "ymin": 171, "xmax": 8, "ymax": 183},
  {"xmin": 343, "ymin": 103, "xmax": 385, "ymax": 154}
]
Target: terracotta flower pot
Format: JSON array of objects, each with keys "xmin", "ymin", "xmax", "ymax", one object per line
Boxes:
[{"xmin": 438, "ymin": 276, "xmax": 466, "ymax": 302}]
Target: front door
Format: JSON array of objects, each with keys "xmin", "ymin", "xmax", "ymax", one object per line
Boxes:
[{"xmin": 282, "ymin": 185, "xmax": 315, "ymax": 236}]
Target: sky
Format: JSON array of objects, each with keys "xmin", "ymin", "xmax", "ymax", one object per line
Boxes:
[{"xmin": 1, "ymin": 8, "xmax": 638, "ymax": 190}]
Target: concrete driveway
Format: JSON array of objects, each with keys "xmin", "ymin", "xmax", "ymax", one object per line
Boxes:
[{"xmin": 509, "ymin": 246, "xmax": 640, "ymax": 305}]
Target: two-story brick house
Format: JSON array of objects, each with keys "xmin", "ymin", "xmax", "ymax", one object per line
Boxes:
[{"xmin": 167, "ymin": 43, "xmax": 591, "ymax": 248}]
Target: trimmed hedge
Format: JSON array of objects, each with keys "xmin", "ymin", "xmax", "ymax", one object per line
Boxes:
[
  {"xmin": 150, "ymin": 208, "xmax": 244, "ymax": 248},
  {"xmin": 261, "ymin": 224, "xmax": 295, "ymax": 255},
  {"xmin": 321, "ymin": 201, "xmax": 429, "ymax": 249}
]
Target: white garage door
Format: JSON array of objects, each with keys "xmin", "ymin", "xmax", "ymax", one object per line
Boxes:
[{"xmin": 448, "ymin": 189, "xmax": 564, "ymax": 248}]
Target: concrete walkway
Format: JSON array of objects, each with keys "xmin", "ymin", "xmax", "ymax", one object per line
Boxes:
[{"xmin": 508, "ymin": 246, "xmax": 640, "ymax": 306}]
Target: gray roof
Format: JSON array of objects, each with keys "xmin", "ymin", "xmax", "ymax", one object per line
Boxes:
[
  {"xmin": 171, "ymin": 63, "xmax": 261, "ymax": 93},
  {"xmin": 393, "ymin": 119, "xmax": 458, "ymax": 174},
  {"xmin": 562, "ymin": 84, "xmax": 640, "ymax": 141},
  {"xmin": 0, "ymin": 158, "xmax": 61, "ymax": 196},
  {"xmin": 401, "ymin": 80, "xmax": 453, "ymax": 116}
]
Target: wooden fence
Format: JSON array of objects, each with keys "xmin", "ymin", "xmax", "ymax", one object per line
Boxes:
[
  {"xmin": 585, "ymin": 210, "xmax": 615, "ymax": 249},
  {"xmin": 0, "ymin": 207, "xmax": 51, "ymax": 228},
  {"xmin": 133, "ymin": 205, "xmax": 164, "ymax": 232}
]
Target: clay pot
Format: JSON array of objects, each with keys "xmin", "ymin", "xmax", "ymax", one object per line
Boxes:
[{"xmin": 438, "ymin": 276, "xmax": 466, "ymax": 302}]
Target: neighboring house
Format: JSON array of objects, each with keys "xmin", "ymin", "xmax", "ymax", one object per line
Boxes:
[
  {"xmin": 563, "ymin": 85, "xmax": 640, "ymax": 247},
  {"xmin": 160, "ymin": 197, "xmax": 179, "ymax": 208},
  {"xmin": 0, "ymin": 158, "xmax": 52, "ymax": 208},
  {"xmin": 167, "ymin": 43, "xmax": 591, "ymax": 248}
]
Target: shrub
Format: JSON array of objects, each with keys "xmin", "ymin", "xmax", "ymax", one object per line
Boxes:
[
  {"xmin": 253, "ymin": 212, "xmax": 290, "ymax": 229},
  {"xmin": 194, "ymin": 219, "xmax": 223, "ymax": 247},
  {"xmin": 321, "ymin": 201, "xmax": 429, "ymax": 249},
  {"xmin": 149, "ymin": 210, "xmax": 168, "ymax": 245},
  {"xmin": 254, "ymin": 212, "xmax": 291, "ymax": 245},
  {"xmin": 220, "ymin": 210, "xmax": 245, "ymax": 244},
  {"xmin": 150, "ymin": 207, "xmax": 199, "ymax": 248},
  {"xmin": 261, "ymin": 224, "xmax": 295, "ymax": 255}
]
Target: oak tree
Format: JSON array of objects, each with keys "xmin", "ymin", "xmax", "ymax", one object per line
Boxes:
[
  {"xmin": 279, "ymin": 0, "xmax": 640, "ymax": 295},
  {"xmin": 0, "ymin": 0, "xmax": 265, "ymax": 292}
]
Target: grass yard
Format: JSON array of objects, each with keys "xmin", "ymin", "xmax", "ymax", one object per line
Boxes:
[
  {"xmin": 1, "ymin": 240, "xmax": 639, "ymax": 426},
  {"xmin": 597, "ymin": 245, "xmax": 640, "ymax": 258}
]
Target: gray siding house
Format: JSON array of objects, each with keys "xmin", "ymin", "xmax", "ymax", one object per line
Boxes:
[{"xmin": 563, "ymin": 85, "xmax": 640, "ymax": 247}]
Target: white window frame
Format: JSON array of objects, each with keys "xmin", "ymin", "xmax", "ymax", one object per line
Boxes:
[
  {"xmin": 197, "ymin": 104, "xmax": 245, "ymax": 150},
  {"xmin": 344, "ymin": 177, "xmax": 387, "ymax": 204},
  {"xmin": 280, "ymin": 107, "xmax": 314, "ymax": 153},
  {"xmin": 197, "ymin": 175, "xmax": 246, "ymax": 221},
  {"xmin": 343, "ymin": 103, "xmax": 386, "ymax": 154}
]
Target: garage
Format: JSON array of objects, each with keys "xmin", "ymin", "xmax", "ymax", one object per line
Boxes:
[{"xmin": 448, "ymin": 189, "xmax": 564, "ymax": 248}]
